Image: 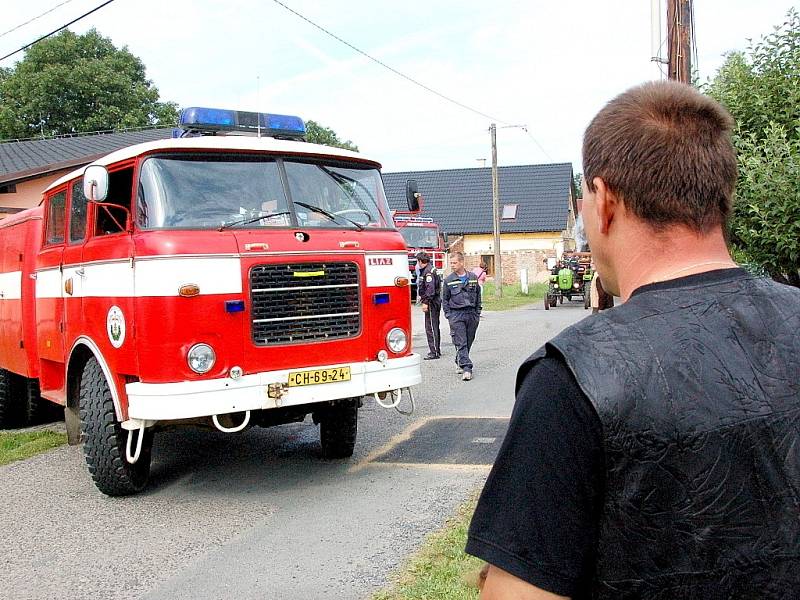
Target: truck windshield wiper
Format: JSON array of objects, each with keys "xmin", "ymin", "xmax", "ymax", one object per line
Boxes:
[
  {"xmin": 292, "ymin": 201, "xmax": 364, "ymax": 231},
  {"xmin": 218, "ymin": 211, "xmax": 291, "ymax": 231},
  {"xmin": 319, "ymin": 166, "xmax": 379, "ymax": 213}
]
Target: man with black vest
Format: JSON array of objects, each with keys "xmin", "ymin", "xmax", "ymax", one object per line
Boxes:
[
  {"xmin": 416, "ymin": 252, "xmax": 441, "ymax": 360},
  {"xmin": 467, "ymin": 81, "xmax": 800, "ymax": 598}
]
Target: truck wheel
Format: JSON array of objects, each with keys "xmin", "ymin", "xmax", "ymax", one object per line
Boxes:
[
  {"xmin": 79, "ymin": 357, "xmax": 152, "ymax": 496},
  {"xmin": 0, "ymin": 369, "xmax": 15, "ymax": 429},
  {"xmin": 319, "ymin": 403, "xmax": 358, "ymax": 459},
  {"xmin": 24, "ymin": 379, "xmax": 47, "ymax": 425},
  {"xmin": 0, "ymin": 369, "xmax": 25, "ymax": 429}
]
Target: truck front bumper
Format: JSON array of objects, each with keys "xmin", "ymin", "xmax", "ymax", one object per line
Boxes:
[{"xmin": 125, "ymin": 354, "xmax": 422, "ymax": 421}]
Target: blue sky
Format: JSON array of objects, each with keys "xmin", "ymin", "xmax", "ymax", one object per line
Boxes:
[{"xmin": 2, "ymin": 0, "xmax": 796, "ymax": 173}]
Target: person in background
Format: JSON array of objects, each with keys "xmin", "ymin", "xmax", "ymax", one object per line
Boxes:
[
  {"xmin": 471, "ymin": 260, "xmax": 488, "ymax": 289},
  {"xmin": 589, "ymin": 270, "xmax": 614, "ymax": 314},
  {"xmin": 442, "ymin": 251, "xmax": 481, "ymax": 381},
  {"xmin": 416, "ymin": 252, "xmax": 442, "ymax": 360},
  {"xmin": 467, "ymin": 81, "xmax": 800, "ymax": 598}
]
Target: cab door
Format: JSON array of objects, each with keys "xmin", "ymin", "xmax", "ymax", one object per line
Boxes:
[
  {"xmin": 79, "ymin": 165, "xmax": 138, "ymax": 383},
  {"xmin": 62, "ymin": 178, "xmax": 89, "ymax": 349},
  {"xmin": 36, "ymin": 188, "xmax": 68, "ymax": 378}
]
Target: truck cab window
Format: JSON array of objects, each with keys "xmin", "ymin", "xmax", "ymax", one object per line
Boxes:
[
  {"xmin": 95, "ymin": 167, "xmax": 133, "ymax": 236},
  {"xmin": 70, "ymin": 180, "xmax": 89, "ymax": 243},
  {"xmin": 45, "ymin": 191, "xmax": 66, "ymax": 245}
]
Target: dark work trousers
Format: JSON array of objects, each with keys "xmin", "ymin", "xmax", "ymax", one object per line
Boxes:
[
  {"xmin": 448, "ymin": 309, "xmax": 479, "ymax": 372},
  {"xmin": 424, "ymin": 297, "xmax": 442, "ymax": 356}
]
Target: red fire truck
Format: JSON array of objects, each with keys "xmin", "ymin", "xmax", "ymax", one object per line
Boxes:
[
  {"xmin": 0, "ymin": 107, "xmax": 421, "ymax": 496},
  {"xmin": 393, "ymin": 215, "xmax": 447, "ymax": 300}
]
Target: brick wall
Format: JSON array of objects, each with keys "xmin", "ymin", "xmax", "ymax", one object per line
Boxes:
[{"xmin": 463, "ymin": 249, "xmax": 556, "ymax": 285}]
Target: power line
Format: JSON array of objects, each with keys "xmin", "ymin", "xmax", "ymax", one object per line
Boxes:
[
  {"xmin": 0, "ymin": 0, "xmax": 118, "ymax": 63},
  {"xmin": 499, "ymin": 124, "xmax": 554, "ymax": 162},
  {"xmin": 0, "ymin": 0, "xmax": 77, "ymax": 40},
  {"xmin": 270, "ymin": 0, "xmax": 515, "ymax": 125}
]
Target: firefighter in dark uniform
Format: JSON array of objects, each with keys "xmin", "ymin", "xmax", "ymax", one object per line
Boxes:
[
  {"xmin": 416, "ymin": 252, "xmax": 441, "ymax": 360},
  {"xmin": 442, "ymin": 251, "xmax": 481, "ymax": 381}
]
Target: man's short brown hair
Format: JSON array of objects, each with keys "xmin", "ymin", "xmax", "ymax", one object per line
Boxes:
[{"xmin": 583, "ymin": 81, "xmax": 737, "ymax": 233}]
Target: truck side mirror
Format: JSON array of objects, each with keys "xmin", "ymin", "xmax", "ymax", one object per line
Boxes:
[
  {"xmin": 83, "ymin": 165, "xmax": 109, "ymax": 202},
  {"xmin": 442, "ymin": 232, "xmax": 449, "ymax": 248},
  {"xmin": 405, "ymin": 179, "xmax": 421, "ymax": 212}
]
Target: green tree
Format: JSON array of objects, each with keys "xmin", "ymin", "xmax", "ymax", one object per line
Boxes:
[
  {"xmin": 0, "ymin": 29, "xmax": 178, "ymax": 139},
  {"xmin": 305, "ymin": 120, "xmax": 359, "ymax": 151},
  {"xmin": 707, "ymin": 9, "xmax": 800, "ymax": 286},
  {"xmin": 572, "ymin": 172, "xmax": 583, "ymax": 199}
]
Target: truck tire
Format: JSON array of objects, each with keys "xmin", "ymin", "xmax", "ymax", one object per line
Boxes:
[
  {"xmin": 0, "ymin": 369, "xmax": 25, "ymax": 429},
  {"xmin": 0, "ymin": 369, "xmax": 14, "ymax": 429},
  {"xmin": 319, "ymin": 403, "xmax": 358, "ymax": 459},
  {"xmin": 79, "ymin": 357, "xmax": 152, "ymax": 496},
  {"xmin": 24, "ymin": 379, "xmax": 47, "ymax": 425}
]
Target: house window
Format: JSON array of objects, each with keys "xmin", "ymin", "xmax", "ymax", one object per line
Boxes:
[
  {"xmin": 0, "ymin": 183, "xmax": 17, "ymax": 194},
  {"xmin": 501, "ymin": 204, "xmax": 518, "ymax": 220}
]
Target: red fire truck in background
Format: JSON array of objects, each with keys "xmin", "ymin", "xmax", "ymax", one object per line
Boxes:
[
  {"xmin": 0, "ymin": 107, "xmax": 421, "ymax": 496},
  {"xmin": 393, "ymin": 215, "xmax": 447, "ymax": 301}
]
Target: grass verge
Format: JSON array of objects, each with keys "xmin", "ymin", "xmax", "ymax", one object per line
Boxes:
[
  {"xmin": 0, "ymin": 430, "xmax": 68, "ymax": 466},
  {"xmin": 373, "ymin": 495, "xmax": 484, "ymax": 600},
  {"xmin": 481, "ymin": 282, "xmax": 548, "ymax": 311}
]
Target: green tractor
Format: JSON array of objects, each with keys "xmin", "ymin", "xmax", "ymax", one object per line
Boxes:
[{"xmin": 544, "ymin": 252, "xmax": 593, "ymax": 310}]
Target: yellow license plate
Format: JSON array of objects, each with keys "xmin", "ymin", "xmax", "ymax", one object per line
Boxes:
[{"xmin": 287, "ymin": 366, "xmax": 351, "ymax": 387}]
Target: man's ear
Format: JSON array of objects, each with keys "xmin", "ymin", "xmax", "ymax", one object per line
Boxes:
[{"xmin": 592, "ymin": 177, "xmax": 617, "ymax": 235}]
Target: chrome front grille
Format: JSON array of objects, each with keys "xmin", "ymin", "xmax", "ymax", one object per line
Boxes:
[{"xmin": 250, "ymin": 262, "xmax": 360, "ymax": 345}]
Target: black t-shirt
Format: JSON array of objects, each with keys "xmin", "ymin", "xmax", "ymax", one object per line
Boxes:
[
  {"xmin": 465, "ymin": 355, "xmax": 603, "ymax": 598},
  {"xmin": 465, "ymin": 269, "xmax": 748, "ymax": 597}
]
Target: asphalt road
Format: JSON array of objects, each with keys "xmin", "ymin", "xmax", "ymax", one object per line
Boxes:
[{"xmin": 0, "ymin": 299, "xmax": 587, "ymax": 600}]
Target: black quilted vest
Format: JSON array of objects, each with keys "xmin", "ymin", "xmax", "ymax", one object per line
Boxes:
[{"xmin": 522, "ymin": 269, "xmax": 800, "ymax": 598}]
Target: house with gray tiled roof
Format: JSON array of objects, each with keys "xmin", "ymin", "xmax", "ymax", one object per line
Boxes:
[
  {"xmin": 384, "ymin": 164, "xmax": 577, "ymax": 284},
  {"xmin": 0, "ymin": 128, "xmax": 171, "ymax": 217}
]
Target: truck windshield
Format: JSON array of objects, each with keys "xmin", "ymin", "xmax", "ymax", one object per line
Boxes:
[
  {"xmin": 136, "ymin": 155, "xmax": 390, "ymax": 229},
  {"xmin": 283, "ymin": 161, "xmax": 388, "ymax": 229},
  {"xmin": 400, "ymin": 226, "xmax": 439, "ymax": 248}
]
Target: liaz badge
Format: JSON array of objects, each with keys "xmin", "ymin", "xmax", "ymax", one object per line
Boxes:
[{"xmin": 106, "ymin": 306, "xmax": 126, "ymax": 348}]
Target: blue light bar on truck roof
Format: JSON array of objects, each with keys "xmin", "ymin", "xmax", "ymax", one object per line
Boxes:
[{"xmin": 174, "ymin": 107, "xmax": 306, "ymax": 139}]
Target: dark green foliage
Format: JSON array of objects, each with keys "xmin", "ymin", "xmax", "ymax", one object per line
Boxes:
[
  {"xmin": 305, "ymin": 119, "xmax": 359, "ymax": 151},
  {"xmin": 707, "ymin": 9, "xmax": 800, "ymax": 286},
  {"xmin": 0, "ymin": 29, "xmax": 178, "ymax": 139}
]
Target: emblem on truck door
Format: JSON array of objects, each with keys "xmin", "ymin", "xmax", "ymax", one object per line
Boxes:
[{"xmin": 107, "ymin": 306, "xmax": 126, "ymax": 348}]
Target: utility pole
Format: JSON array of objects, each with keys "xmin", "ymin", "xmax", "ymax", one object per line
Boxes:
[
  {"xmin": 490, "ymin": 124, "xmax": 502, "ymax": 298},
  {"xmin": 667, "ymin": 0, "xmax": 692, "ymax": 83}
]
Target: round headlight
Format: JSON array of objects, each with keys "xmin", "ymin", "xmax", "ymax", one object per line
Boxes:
[
  {"xmin": 386, "ymin": 328, "xmax": 408, "ymax": 354},
  {"xmin": 188, "ymin": 343, "xmax": 216, "ymax": 374}
]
